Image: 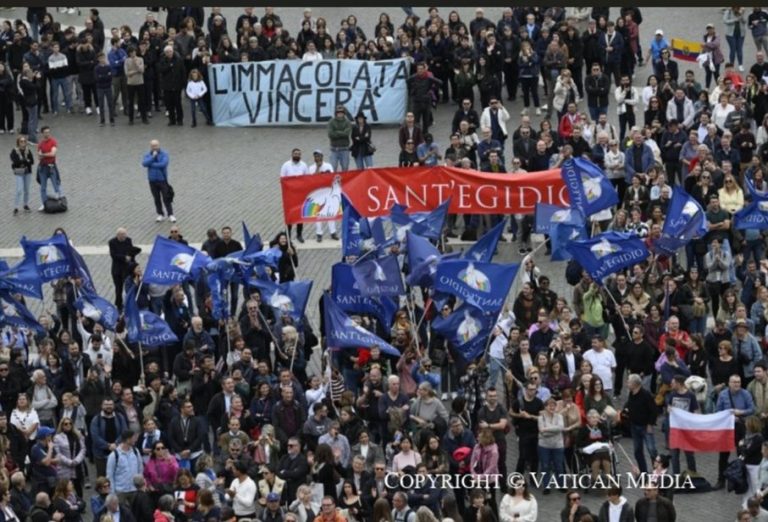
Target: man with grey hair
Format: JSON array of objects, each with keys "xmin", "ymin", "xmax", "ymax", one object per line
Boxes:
[
  {"xmin": 318, "ymin": 420, "xmax": 351, "ymax": 468},
  {"xmin": 625, "ymin": 373, "xmax": 658, "ymax": 474},
  {"xmin": 157, "ymin": 45, "xmax": 185, "ymax": 125},
  {"xmin": 29, "ymin": 493, "xmax": 63, "ymax": 522},
  {"xmin": 130, "ymin": 475, "xmax": 154, "ymax": 522},
  {"xmin": 391, "ymin": 492, "xmax": 416, "ymax": 522},
  {"xmin": 108, "ymin": 227, "xmax": 140, "ymax": 311}
]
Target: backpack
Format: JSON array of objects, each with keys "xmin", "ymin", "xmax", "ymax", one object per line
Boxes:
[
  {"xmin": 112, "ymin": 445, "xmax": 142, "ymax": 476},
  {"xmin": 724, "ymin": 458, "xmax": 748, "ymax": 494}
]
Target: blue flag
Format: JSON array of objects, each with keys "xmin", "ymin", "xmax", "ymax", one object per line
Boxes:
[
  {"xmin": 390, "ymin": 199, "xmax": 450, "ymax": 240},
  {"xmin": 143, "ymin": 236, "xmax": 210, "ymax": 285},
  {"xmin": 125, "ymin": 285, "xmax": 178, "ymax": 347},
  {"xmin": 247, "ymin": 279, "xmax": 313, "ymax": 322},
  {"xmin": 662, "ymin": 187, "xmax": 708, "ymax": 240},
  {"xmin": 74, "ymin": 291, "xmax": 118, "ymax": 330},
  {"xmin": 20, "ymin": 234, "xmax": 75, "ymax": 283},
  {"xmin": 565, "ymin": 231, "xmax": 650, "ymax": 283},
  {"xmin": 463, "ymin": 218, "xmax": 507, "ymax": 263},
  {"xmin": 0, "ymin": 260, "xmax": 7, "ymax": 272},
  {"xmin": 0, "ymin": 257, "xmax": 43, "ymax": 299},
  {"xmin": 405, "ymin": 232, "xmax": 441, "ymax": 288},
  {"xmin": 341, "ymin": 194, "xmax": 368, "ymax": 258},
  {"xmin": 241, "ymin": 221, "xmax": 252, "ymax": 246},
  {"xmin": 534, "ymin": 204, "xmax": 585, "ymax": 234},
  {"xmin": 207, "ymin": 271, "xmax": 231, "ymax": 320},
  {"xmin": 431, "ymin": 304, "xmax": 495, "ymax": 362},
  {"xmin": 239, "ymin": 246, "xmax": 283, "ymax": 267},
  {"xmin": 550, "ymin": 223, "xmax": 588, "ymax": 261},
  {"xmin": 434, "ymin": 260, "xmax": 519, "ymax": 313},
  {"xmin": 0, "ymin": 290, "xmax": 45, "ymax": 335},
  {"xmin": 735, "ymin": 199, "xmax": 768, "ymax": 230},
  {"xmin": 351, "ymin": 254, "xmax": 404, "ymax": 297},
  {"xmin": 70, "ymin": 247, "xmax": 97, "ymax": 294},
  {"xmin": 331, "ymin": 263, "xmax": 397, "ymax": 328},
  {"xmin": 323, "ymin": 294, "xmax": 400, "ymax": 356},
  {"xmin": 560, "ymin": 158, "xmax": 619, "ymax": 216}
]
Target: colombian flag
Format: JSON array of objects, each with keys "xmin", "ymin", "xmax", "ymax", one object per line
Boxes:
[{"xmin": 671, "ymin": 38, "xmax": 702, "ymax": 62}]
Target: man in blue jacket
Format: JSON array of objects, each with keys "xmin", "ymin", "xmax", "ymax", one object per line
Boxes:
[
  {"xmin": 90, "ymin": 398, "xmax": 128, "ymax": 477},
  {"xmin": 141, "ymin": 139, "xmax": 175, "ymax": 222},
  {"xmin": 624, "ymin": 129, "xmax": 655, "ymax": 184},
  {"xmin": 107, "ymin": 38, "xmax": 128, "ymax": 115}
]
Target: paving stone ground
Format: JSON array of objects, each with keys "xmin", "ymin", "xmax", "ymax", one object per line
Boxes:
[{"xmin": 0, "ymin": 6, "xmax": 747, "ymax": 519}]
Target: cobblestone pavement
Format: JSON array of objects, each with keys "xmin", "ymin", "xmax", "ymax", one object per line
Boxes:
[{"xmin": 0, "ymin": 6, "xmax": 747, "ymax": 519}]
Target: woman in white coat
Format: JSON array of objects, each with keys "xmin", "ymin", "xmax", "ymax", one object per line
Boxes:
[{"xmin": 499, "ymin": 481, "xmax": 538, "ymax": 522}]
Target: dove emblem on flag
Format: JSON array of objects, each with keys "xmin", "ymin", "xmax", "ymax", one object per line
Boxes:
[
  {"xmin": 590, "ymin": 239, "xmax": 621, "ymax": 259},
  {"xmin": 458, "ymin": 263, "xmax": 491, "ymax": 292}
]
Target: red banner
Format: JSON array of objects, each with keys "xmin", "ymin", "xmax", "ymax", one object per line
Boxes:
[{"xmin": 281, "ymin": 166, "xmax": 567, "ymax": 224}]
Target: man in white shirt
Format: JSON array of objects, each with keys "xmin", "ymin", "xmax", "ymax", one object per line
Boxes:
[
  {"xmin": 280, "ymin": 148, "xmax": 309, "ymax": 243},
  {"xmin": 308, "ymin": 150, "xmax": 338, "ymax": 242},
  {"xmin": 583, "ymin": 336, "xmax": 617, "ymax": 395},
  {"xmin": 227, "ymin": 461, "xmax": 257, "ymax": 518}
]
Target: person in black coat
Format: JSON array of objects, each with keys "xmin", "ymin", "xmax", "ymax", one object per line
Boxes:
[
  {"xmin": 633, "ymin": 486, "xmax": 676, "ymax": 522},
  {"xmin": 277, "ymin": 438, "xmax": 310, "ymax": 503},
  {"xmin": 130, "ymin": 477, "xmax": 155, "ymax": 522},
  {"xmin": 270, "ymin": 233, "xmax": 298, "ymax": 283},
  {"xmin": 350, "ymin": 113, "xmax": 374, "ymax": 170},
  {"xmin": 108, "ymin": 228, "xmax": 141, "ymax": 311},
  {"xmin": 167, "ymin": 400, "xmax": 206, "ymax": 460},
  {"xmin": 157, "ymin": 46, "xmax": 186, "ymax": 125},
  {"xmin": 0, "ymin": 64, "xmax": 15, "ymax": 134}
]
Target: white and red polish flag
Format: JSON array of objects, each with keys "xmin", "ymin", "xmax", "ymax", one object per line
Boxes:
[{"xmin": 669, "ymin": 408, "xmax": 735, "ymax": 452}]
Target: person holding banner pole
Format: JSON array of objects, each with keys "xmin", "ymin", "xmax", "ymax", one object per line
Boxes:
[
  {"xmin": 280, "ymin": 149, "xmax": 309, "ymax": 243},
  {"xmin": 308, "ymin": 151, "xmax": 338, "ymax": 243}
]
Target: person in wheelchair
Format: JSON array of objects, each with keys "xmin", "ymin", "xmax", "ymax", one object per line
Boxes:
[{"xmin": 576, "ymin": 409, "xmax": 613, "ymax": 484}]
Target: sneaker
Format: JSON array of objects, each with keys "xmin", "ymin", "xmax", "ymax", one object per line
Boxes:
[
  {"xmin": 13, "ymin": 208, "xmax": 18, "ymax": 215},
  {"xmin": 330, "ymin": 232, "xmax": 339, "ymax": 240},
  {"xmin": 67, "ymin": 7, "xmax": 76, "ymax": 14},
  {"xmin": 441, "ymin": 393, "xmax": 449, "ymax": 401},
  {"xmin": 38, "ymin": 205, "xmax": 45, "ymax": 212},
  {"xmin": 85, "ymin": 107, "xmax": 92, "ymax": 115},
  {"xmin": 521, "ymin": 108, "xmax": 528, "ymax": 116},
  {"xmin": 316, "ymin": 234, "xmax": 322, "ymax": 242},
  {"xmin": 95, "ymin": 107, "xmax": 100, "ymax": 115},
  {"xmin": 297, "ymin": 235, "xmax": 305, "ymax": 244},
  {"xmin": 8, "ymin": 129, "xmax": 13, "ymax": 134},
  {"xmin": 535, "ymin": 108, "xmax": 542, "ymax": 116},
  {"xmin": 739, "ymin": 65, "xmax": 745, "ymax": 72},
  {"xmin": 155, "ymin": 214, "xmax": 165, "ymax": 222},
  {"xmin": 518, "ymin": 247, "xmax": 527, "ymax": 255},
  {"xmin": 168, "ymin": 215, "xmax": 177, "ymax": 223},
  {"xmin": 23, "ymin": 205, "xmax": 30, "ymax": 212},
  {"xmin": 84, "ymin": 481, "xmax": 91, "ymax": 489}
]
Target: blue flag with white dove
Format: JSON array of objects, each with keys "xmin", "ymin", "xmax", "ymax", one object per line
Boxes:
[
  {"xmin": 20, "ymin": 234, "xmax": 75, "ymax": 283},
  {"xmin": 550, "ymin": 223, "xmax": 588, "ymax": 261},
  {"xmin": 143, "ymin": 236, "xmax": 211, "ymax": 285},
  {"xmin": 564, "ymin": 231, "xmax": 650, "ymax": 283},
  {"xmin": 390, "ymin": 198, "xmax": 450, "ymax": 241},
  {"xmin": 322, "ymin": 294, "xmax": 400, "ymax": 356},
  {"xmin": 74, "ymin": 291, "xmax": 118, "ymax": 330},
  {"xmin": 125, "ymin": 285, "xmax": 178, "ymax": 347},
  {"xmin": 0, "ymin": 290, "xmax": 45, "ymax": 335},
  {"xmin": 462, "ymin": 218, "xmax": 507, "ymax": 263},
  {"xmin": 351, "ymin": 254, "xmax": 405, "ymax": 298},
  {"xmin": 434, "ymin": 260, "xmax": 519, "ymax": 313},
  {"xmin": 431, "ymin": 304, "xmax": 496, "ymax": 361},
  {"xmin": 534, "ymin": 204, "xmax": 585, "ymax": 235},
  {"xmin": 653, "ymin": 187, "xmax": 709, "ymax": 255},
  {"xmin": 247, "ymin": 279, "xmax": 313, "ymax": 322},
  {"xmin": 560, "ymin": 157, "xmax": 619, "ymax": 217},
  {"xmin": 331, "ymin": 263, "xmax": 397, "ymax": 328}
]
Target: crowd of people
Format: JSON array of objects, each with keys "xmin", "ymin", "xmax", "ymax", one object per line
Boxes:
[{"xmin": 6, "ymin": 5, "xmax": 768, "ymax": 522}]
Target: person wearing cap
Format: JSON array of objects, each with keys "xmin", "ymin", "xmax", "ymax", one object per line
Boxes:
[
  {"xmin": 646, "ymin": 29, "xmax": 670, "ymax": 66},
  {"xmin": 307, "ymin": 150, "xmax": 338, "ymax": 242},
  {"xmin": 29, "ymin": 425, "xmax": 58, "ymax": 495},
  {"xmin": 327, "ymin": 105, "xmax": 351, "ymax": 173},
  {"xmin": 262, "ymin": 492, "xmax": 285, "ymax": 522}
]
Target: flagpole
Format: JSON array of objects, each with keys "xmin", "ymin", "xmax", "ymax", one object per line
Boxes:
[
  {"xmin": 604, "ymin": 285, "xmax": 630, "ymax": 335},
  {"xmin": 133, "ymin": 280, "xmax": 145, "ymax": 385}
]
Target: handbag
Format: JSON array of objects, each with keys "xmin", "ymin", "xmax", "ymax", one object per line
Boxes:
[{"xmin": 12, "ymin": 167, "xmax": 26, "ymax": 176}]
